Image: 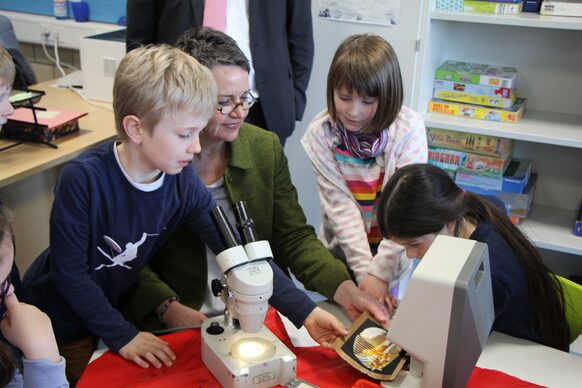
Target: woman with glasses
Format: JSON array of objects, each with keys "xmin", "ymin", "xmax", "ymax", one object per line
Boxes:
[
  {"xmin": 0, "ymin": 207, "xmax": 68, "ymax": 387},
  {"xmin": 122, "ymin": 27, "xmax": 389, "ymax": 334}
]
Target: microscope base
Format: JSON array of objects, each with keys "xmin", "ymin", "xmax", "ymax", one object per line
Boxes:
[{"xmin": 201, "ymin": 316, "xmax": 296, "ymax": 388}]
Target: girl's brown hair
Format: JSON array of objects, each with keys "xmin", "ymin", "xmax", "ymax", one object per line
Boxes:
[
  {"xmin": 326, "ymin": 34, "xmax": 403, "ymax": 133},
  {"xmin": 378, "ymin": 163, "xmax": 570, "ymax": 351},
  {"xmin": 0, "ymin": 207, "xmax": 15, "ymax": 385}
]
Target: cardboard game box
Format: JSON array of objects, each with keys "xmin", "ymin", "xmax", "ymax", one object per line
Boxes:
[
  {"xmin": 436, "ymin": 0, "xmax": 464, "ymax": 11},
  {"xmin": 435, "ymin": 61, "xmax": 518, "ymax": 89},
  {"xmin": 433, "ymin": 88, "xmax": 517, "ymax": 108},
  {"xmin": 463, "ymin": 1, "xmax": 524, "ymax": 14},
  {"xmin": 433, "ymin": 79, "xmax": 516, "ymax": 99},
  {"xmin": 455, "ymin": 159, "xmax": 532, "ymax": 193},
  {"xmin": 523, "ymin": 0, "xmax": 542, "ymax": 12},
  {"xmin": 429, "ymin": 147, "xmax": 510, "ymax": 177},
  {"xmin": 428, "ymin": 98, "xmax": 526, "ymax": 123},
  {"xmin": 427, "ymin": 128, "xmax": 514, "ymax": 158},
  {"xmin": 428, "ymin": 147, "xmax": 467, "ymax": 173},
  {"xmin": 541, "ymin": 0, "xmax": 582, "ymax": 17}
]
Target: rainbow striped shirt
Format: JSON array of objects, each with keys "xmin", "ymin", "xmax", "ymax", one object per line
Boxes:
[{"xmin": 334, "ymin": 145, "xmax": 385, "ymax": 255}]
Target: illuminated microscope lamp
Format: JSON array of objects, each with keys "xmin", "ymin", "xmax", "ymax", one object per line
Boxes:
[{"xmin": 201, "ymin": 205, "xmax": 296, "ymax": 388}]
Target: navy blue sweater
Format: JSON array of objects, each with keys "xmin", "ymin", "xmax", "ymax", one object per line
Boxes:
[
  {"xmin": 471, "ymin": 221, "xmax": 541, "ymax": 343},
  {"xmin": 22, "ymin": 141, "xmax": 314, "ymax": 351}
]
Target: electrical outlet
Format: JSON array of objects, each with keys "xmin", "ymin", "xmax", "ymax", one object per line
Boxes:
[
  {"xmin": 40, "ymin": 24, "xmax": 52, "ymax": 41},
  {"xmin": 39, "ymin": 25, "xmax": 62, "ymax": 46}
]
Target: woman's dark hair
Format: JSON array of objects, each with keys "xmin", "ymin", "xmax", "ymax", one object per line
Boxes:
[
  {"xmin": 0, "ymin": 207, "xmax": 15, "ymax": 384},
  {"xmin": 176, "ymin": 27, "xmax": 250, "ymax": 72},
  {"xmin": 377, "ymin": 163, "xmax": 570, "ymax": 351}
]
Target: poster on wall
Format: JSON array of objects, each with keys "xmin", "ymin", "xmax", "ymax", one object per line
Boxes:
[{"xmin": 317, "ymin": 0, "xmax": 400, "ymax": 26}]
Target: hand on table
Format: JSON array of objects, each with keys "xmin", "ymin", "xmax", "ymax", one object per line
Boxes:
[
  {"xmin": 119, "ymin": 332, "xmax": 176, "ymax": 369},
  {"xmin": 303, "ymin": 307, "xmax": 348, "ymax": 349}
]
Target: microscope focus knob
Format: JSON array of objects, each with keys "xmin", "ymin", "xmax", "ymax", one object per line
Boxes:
[
  {"xmin": 211, "ymin": 279, "xmax": 224, "ymax": 297},
  {"xmin": 206, "ymin": 321, "xmax": 224, "ymax": 335}
]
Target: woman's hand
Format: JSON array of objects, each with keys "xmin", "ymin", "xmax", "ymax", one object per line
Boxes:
[
  {"xmin": 161, "ymin": 301, "xmax": 208, "ymax": 329},
  {"xmin": 0, "ymin": 293, "xmax": 61, "ymax": 363},
  {"xmin": 333, "ymin": 280, "xmax": 389, "ymax": 325},
  {"xmin": 303, "ymin": 307, "xmax": 348, "ymax": 349}
]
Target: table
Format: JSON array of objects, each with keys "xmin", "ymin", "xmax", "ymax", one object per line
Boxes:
[
  {"xmin": 78, "ymin": 307, "xmax": 582, "ymax": 388},
  {"xmin": 476, "ymin": 331, "xmax": 582, "ymax": 388},
  {"xmin": 78, "ymin": 308, "xmax": 373, "ymax": 388},
  {"xmin": 0, "ymin": 81, "xmax": 116, "ymax": 271}
]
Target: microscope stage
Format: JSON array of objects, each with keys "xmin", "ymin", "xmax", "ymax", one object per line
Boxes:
[{"xmin": 201, "ymin": 316, "xmax": 296, "ymax": 388}]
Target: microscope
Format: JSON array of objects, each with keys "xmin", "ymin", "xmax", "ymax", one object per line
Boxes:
[{"xmin": 201, "ymin": 202, "xmax": 296, "ymax": 388}]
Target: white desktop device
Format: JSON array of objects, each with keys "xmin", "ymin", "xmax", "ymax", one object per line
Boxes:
[
  {"xmin": 385, "ymin": 235, "xmax": 495, "ymax": 388},
  {"xmin": 80, "ymin": 29, "xmax": 126, "ymax": 103}
]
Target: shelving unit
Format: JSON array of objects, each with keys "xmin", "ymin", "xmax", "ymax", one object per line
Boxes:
[
  {"xmin": 423, "ymin": 110, "xmax": 582, "ymax": 149},
  {"xmin": 431, "ymin": 10, "xmax": 582, "ymax": 30},
  {"xmin": 520, "ymin": 205, "xmax": 582, "ymax": 255},
  {"xmin": 414, "ymin": 4, "xmax": 582, "ymax": 258}
]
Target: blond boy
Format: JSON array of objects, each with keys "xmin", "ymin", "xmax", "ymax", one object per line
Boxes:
[
  {"xmin": 0, "ymin": 46, "xmax": 15, "ymax": 129},
  {"xmin": 21, "ymin": 45, "xmax": 221, "ymax": 383}
]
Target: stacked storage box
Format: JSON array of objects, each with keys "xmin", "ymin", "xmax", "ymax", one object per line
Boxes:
[
  {"xmin": 428, "ymin": 60, "xmax": 527, "ymax": 123},
  {"xmin": 435, "ymin": 0, "xmax": 541, "ymax": 13},
  {"xmin": 463, "ymin": 0, "xmax": 524, "ymax": 14},
  {"xmin": 427, "ymin": 128, "xmax": 535, "ymax": 223}
]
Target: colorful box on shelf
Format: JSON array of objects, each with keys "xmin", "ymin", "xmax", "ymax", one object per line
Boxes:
[
  {"xmin": 541, "ymin": 0, "xmax": 582, "ymax": 17},
  {"xmin": 428, "ymin": 147, "xmax": 467, "ymax": 173},
  {"xmin": 455, "ymin": 159, "xmax": 532, "ymax": 193},
  {"xmin": 427, "ymin": 128, "xmax": 514, "ymax": 158},
  {"xmin": 460, "ymin": 174, "xmax": 537, "ymax": 220},
  {"xmin": 429, "ymin": 147, "xmax": 510, "ymax": 177},
  {"xmin": 433, "ymin": 88, "xmax": 517, "ymax": 108},
  {"xmin": 463, "ymin": 1, "xmax": 524, "ymax": 14},
  {"xmin": 434, "ymin": 79, "xmax": 515, "ymax": 99},
  {"xmin": 523, "ymin": 0, "xmax": 542, "ymax": 12},
  {"xmin": 436, "ymin": 0, "xmax": 464, "ymax": 11},
  {"xmin": 575, "ymin": 199, "xmax": 582, "ymax": 237},
  {"xmin": 435, "ymin": 61, "xmax": 518, "ymax": 89},
  {"xmin": 465, "ymin": 152, "xmax": 510, "ymax": 177},
  {"xmin": 427, "ymin": 98, "xmax": 526, "ymax": 123}
]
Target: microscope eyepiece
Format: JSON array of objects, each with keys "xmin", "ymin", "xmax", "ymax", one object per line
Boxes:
[
  {"xmin": 233, "ymin": 201, "xmax": 259, "ymax": 244},
  {"xmin": 211, "ymin": 206, "xmax": 240, "ymax": 249}
]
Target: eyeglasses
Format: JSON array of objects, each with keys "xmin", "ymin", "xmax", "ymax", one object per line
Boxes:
[
  {"xmin": 217, "ymin": 91, "xmax": 257, "ymax": 115},
  {"xmin": 0, "ymin": 277, "xmax": 11, "ymax": 304}
]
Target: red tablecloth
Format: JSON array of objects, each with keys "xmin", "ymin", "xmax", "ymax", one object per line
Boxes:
[
  {"xmin": 78, "ymin": 309, "xmax": 542, "ymax": 388},
  {"xmin": 466, "ymin": 368, "xmax": 544, "ymax": 388},
  {"xmin": 78, "ymin": 308, "xmax": 372, "ymax": 387}
]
